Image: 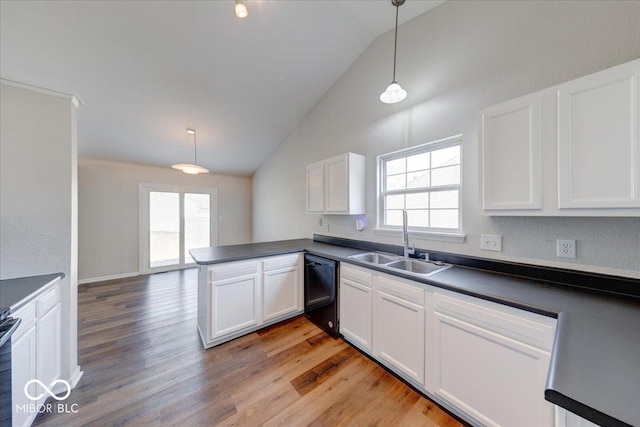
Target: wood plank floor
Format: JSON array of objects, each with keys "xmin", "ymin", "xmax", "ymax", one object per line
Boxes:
[{"xmin": 34, "ymin": 268, "xmax": 463, "ymax": 427}]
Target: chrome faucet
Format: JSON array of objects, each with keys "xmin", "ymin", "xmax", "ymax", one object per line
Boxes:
[{"xmin": 402, "ymin": 209, "xmax": 414, "ymax": 257}]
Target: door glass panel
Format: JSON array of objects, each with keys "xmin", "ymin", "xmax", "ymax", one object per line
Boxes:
[
  {"xmin": 149, "ymin": 192, "xmax": 180, "ymax": 268},
  {"xmin": 184, "ymin": 193, "xmax": 211, "ymax": 263}
]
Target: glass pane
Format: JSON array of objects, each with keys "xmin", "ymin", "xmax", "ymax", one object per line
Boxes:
[
  {"xmin": 406, "ymin": 192, "xmax": 429, "ymax": 209},
  {"xmin": 431, "ymin": 165, "xmax": 460, "ymax": 186},
  {"xmin": 386, "ymin": 194, "xmax": 405, "ymax": 209},
  {"xmin": 432, "ymin": 145, "xmax": 460, "ymax": 168},
  {"xmin": 149, "ymin": 192, "xmax": 180, "ymax": 268},
  {"xmin": 407, "ymin": 170, "xmax": 430, "ymax": 188},
  {"xmin": 408, "ymin": 209, "xmax": 429, "ymax": 227},
  {"xmin": 385, "ymin": 158, "xmax": 406, "ymax": 175},
  {"xmin": 407, "ymin": 152, "xmax": 430, "ymax": 172},
  {"xmin": 430, "ymin": 190, "xmax": 459, "ymax": 209},
  {"xmin": 386, "ymin": 174, "xmax": 406, "ymax": 191},
  {"xmin": 430, "ymin": 209, "xmax": 459, "ymax": 229},
  {"xmin": 184, "ymin": 193, "xmax": 210, "ymax": 263},
  {"xmin": 385, "ymin": 209, "xmax": 403, "ymax": 226}
]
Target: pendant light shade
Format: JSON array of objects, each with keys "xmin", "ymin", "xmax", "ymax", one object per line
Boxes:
[
  {"xmin": 235, "ymin": 0, "xmax": 248, "ymax": 18},
  {"xmin": 172, "ymin": 129, "xmax": 209, "ymax": 175},
  {"xmin": 380, "ymin": 0, "xmax": 407, "ymax": 104},
  {"xmin": 380, "ymin": 82, "xmax": 407, "ymax": 104}
]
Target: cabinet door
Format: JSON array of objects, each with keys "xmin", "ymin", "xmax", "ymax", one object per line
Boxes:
[
  {"xmin": 339, "ymin": 276, "xmax": 373, "ymax": 352},
  {"xmin": 324, "ymin": 155, "xmax": 348, "ymax": 213},
  {"xmin": 558, "ymin": 60, "xmax": 640, "ymax": 209},
  {"xmin": 263, "ymin": 266, "xmax": 300, "ymax": 322},
  {"xmin": 306, "ymin": 162, "xmax": 325, "ymax": 213},
  {"xmin": 210, "ymin": 273, "xmax": 260, "ymax": 338},
  {"xmin": 432, "ymin": 312, "xmax": 553, "ymax": 427},
  {"xmin": 482, "ymin": 93, "xmax": 543, "ymax": 211},
  {"xmin": 374, "ymin": 277, "xmax": 425, "ymax": 385},
  {"xmin": 37, "ymin": 303, "xmax": 61, "ymax": 392},
  {"xmin": 12, "ymin": 326, "xmax": 37, "ymax": 427},
  {"xmin": 554, "ymin": 406, "xmax": 599, "ymax": 427}
]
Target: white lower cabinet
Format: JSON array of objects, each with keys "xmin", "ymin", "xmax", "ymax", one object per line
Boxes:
[
  {"xmin": 339, "ymin": 263, "xmax": 558, "ymax": 427},
  {"xmin": 429, "ymin": 290, "xmax": 556, "ymax": 427},
  {"xmin": 11, "ymin": 304, "xmax": 37, "ymax": 427},
  {"xmin": 263, "ymin": 254, "xmax": 302, "ymax": 322},
  {"xmin": 339, "ymin": 264, "xmax": 373, "ymax": 353},
  {"xmin": 554, "ymin": 406, "xmax": 599, "ymax": 427},
  {"xmin": 210, "ymin": 267, "xmax": 261, "ymax": 338},
  {"xmin": 373, "ymin": 274, "xmax": 425, "ymax": 386},
  {"xmin": 200, "ymin": 254, "xmax": 303, "ymax": 348},
  {"xmin": 11, "ymin": 278, "xmax": 62, "ymax": 427},
  {"xmin": 36, "ymin": 286, "xmax": 62, "ymax": 396}
]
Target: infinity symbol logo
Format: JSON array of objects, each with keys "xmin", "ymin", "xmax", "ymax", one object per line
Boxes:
[{"xmin": 24, "ymin": 379, "xmax": 72, "ymax": 401}]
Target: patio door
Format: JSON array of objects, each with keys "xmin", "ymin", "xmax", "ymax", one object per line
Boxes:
[{"xmin": 139, "ymin": 183, "xmax": 217, "ymax": 274}]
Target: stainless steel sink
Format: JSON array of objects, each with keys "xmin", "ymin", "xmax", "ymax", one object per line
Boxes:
[
  {"xmin": 348, "ymin": 252, "xmax": 451, "ymax": 277},
  {"xmin": 349, "ymin": 252, "xmax": 399, "ymax": 264},
  {"xmin": 385, "ymin": 259, "xmax": 450, "ymax": 276}
]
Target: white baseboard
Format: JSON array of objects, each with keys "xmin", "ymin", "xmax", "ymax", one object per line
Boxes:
[
  {"xmin": 68, "ymin": 365, "xmax": 84, "ymax": 389},
  {"xmin": 78, "ymin": 271, "xmax": 139, "ymax": 285}
]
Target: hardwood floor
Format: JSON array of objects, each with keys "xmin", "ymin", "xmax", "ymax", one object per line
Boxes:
[{"xmin": 34, "ymin": 268, "xmax": 463, "ymax": 427}]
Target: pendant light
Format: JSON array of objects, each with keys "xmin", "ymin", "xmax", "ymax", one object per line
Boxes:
[
  {"xmin": 380, "ymin": 0, "xmax": 407, "ymax": 104},
  {"xmin": 235, "ymin": 0, "xmax": 248, "ymax": 18},
  {"xmin": 172, "ymin": 129, "xmax": 209, "ymax": 175}
]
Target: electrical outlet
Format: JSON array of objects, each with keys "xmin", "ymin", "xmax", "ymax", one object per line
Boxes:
[
  {"xmin": 480, "ymin": 234, "xmax": 502, "ymax": 252},
  {"xmin": 557, "ymin": 239, "xmax": 576, "ymax": 259},
  {"xmin": 324, "ymin": 223, "xmax": 330, "ymax": 232}
]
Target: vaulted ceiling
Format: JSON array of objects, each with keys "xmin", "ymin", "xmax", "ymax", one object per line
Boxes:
[{"xmin": 1, "ymin": 1, "xmax": 444, "ymax": 175}]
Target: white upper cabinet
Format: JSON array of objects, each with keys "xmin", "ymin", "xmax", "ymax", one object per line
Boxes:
[
  {"xmin": 557, "ymin": 60, "xmax": 640, "ymax": 209},
  {"xmin": 481, "ymin": 58, "xmax": 640, "ymax": 216},
  {"xmin": 482, "ymin": 93, "xmax": 543, "ymax": 210},
  {"xmin": 305, "ymin": 152, "xmax": 365, "ymax": 215}
]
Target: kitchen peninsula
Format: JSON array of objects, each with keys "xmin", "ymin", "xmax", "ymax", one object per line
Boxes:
[{"xmin": 191, "ymin": 236, "xmax": 640, "ymax": 427}]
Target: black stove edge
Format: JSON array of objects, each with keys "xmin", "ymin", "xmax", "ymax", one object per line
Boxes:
[
  {"xmin": 545, "ymin": 389, "xmax": 631, "ymax": 427},
  {"xmin": 312, "ymin": 235, "xmax": 640, "ymax": 300}
]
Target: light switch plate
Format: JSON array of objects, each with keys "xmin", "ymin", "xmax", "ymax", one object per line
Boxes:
[{"xmin": 481, "ymin": 234, "xmax": 502, "ymax": 252}]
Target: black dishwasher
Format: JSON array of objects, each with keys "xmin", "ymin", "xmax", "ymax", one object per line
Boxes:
[{"xmin": 304, "ymin": 254, "xmax": 339, "ymax": 338}]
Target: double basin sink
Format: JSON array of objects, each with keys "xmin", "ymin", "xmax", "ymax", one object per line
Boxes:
[{"xmin": 348, "ymin": 252, "xmax": 451, "ymax": 277}]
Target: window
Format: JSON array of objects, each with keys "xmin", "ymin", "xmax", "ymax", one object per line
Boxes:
[
  {"xmin": 139, "ymin": 183, "xmax": 217, "ymax": 274},
  {"xmin": 378, "ymin": 135, "xmax": 462, "ymax": 235}
]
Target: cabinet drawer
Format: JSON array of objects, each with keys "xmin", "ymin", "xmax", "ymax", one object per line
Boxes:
[
  {"xmin": 341, "ymin": 264, "xmax": 372, "ymax": 284},
  {"xmin": 375, "ymin": 275, "xmax": 424, "ymax": 307},
  {"xmin": 209, "ymin": 260, "xmax": 260, "ymax": 282},
  {"xmin": 37, "ymin": 285, "xmax": 60, "ymax": 316},
  {"xmin": 263, "ymin": 253, "xmax": 301, "ymax": 272},
  {"xmin": 12, "ymin": 302, "xmax": 36, "ymax": 340},
  {"xmin": 433, "ymin": 292, "xmax": 556, "ymax": 351}
]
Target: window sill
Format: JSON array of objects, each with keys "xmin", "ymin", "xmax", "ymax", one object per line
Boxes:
[{"xmin": 373, "ymin": 228, "xmax": 466, "ymax": 244}]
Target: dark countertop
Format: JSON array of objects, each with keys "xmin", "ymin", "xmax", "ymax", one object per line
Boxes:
[
  {"xmin": 0, "ymin": 273, "xmax": 65, "ymax": 311},
  {"xmin": 191, "ymin": 239, "xmax": 640, "ymax": 426}
]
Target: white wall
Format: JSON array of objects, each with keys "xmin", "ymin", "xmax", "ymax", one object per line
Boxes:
[
  {"xmin": 253, "ymin": 1, "xmax": 640, "ymax": 279},
  {"xmin": 78, "ymin": 158, "xmax": 252, "ymax": 282},
  {"xmin": 0, "ymin": 81, "xmax": 81, "ymax": 384}
]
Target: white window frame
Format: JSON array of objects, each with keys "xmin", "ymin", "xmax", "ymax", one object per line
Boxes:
[
  {"xmin": 375, "ymin": 134, "xmax": 466, "ymax": 243},
  {"xmin": 138, "ymin": 183, "xmax": 218, "ymax": 274}
]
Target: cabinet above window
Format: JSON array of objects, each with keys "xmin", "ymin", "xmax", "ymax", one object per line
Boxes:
[
  {"xmin": 480, "ymin": 58, "xmax": 640, "ymax": 216},
  {"xmin": 306, "ymin": 152, "xmax": 365, "ymax": 215}
]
